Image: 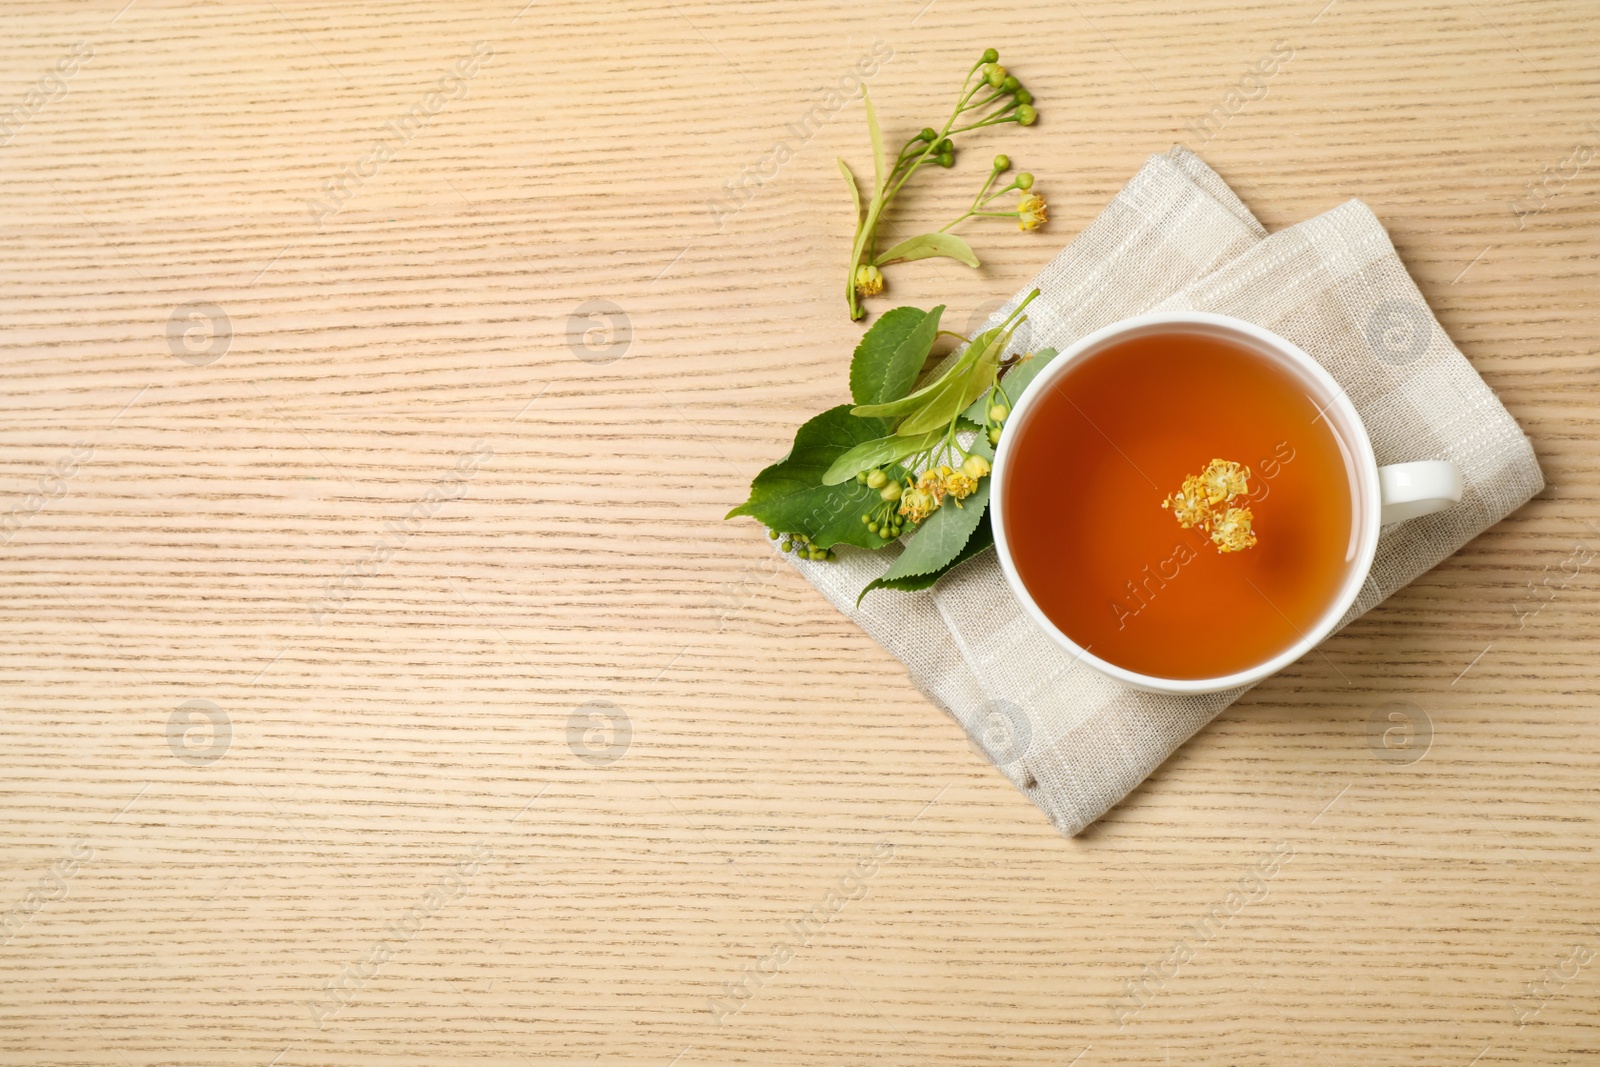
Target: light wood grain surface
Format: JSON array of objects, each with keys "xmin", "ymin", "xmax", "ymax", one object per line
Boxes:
[{"xmin": 1, "ymin": 0, "xmax": 1597, "ymax": 1063}]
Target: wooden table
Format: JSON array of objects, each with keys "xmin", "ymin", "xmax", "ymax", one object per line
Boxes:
[{"xmin": 1, "ymin": 1, "xmax": 1596, "ymax": 1063}]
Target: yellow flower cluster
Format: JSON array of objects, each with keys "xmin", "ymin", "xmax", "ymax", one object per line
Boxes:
[
  {"xmin": 897, "ymin": 455, "xmax": 991, "ymax": 524},
  {"xmin": 899, "ymin": 486, "xmax": 939, "ymax": 524},
  {"xmin": 1162, "ymin": 458, "xmax": 1258, "ymax": 553},
  {"xmin": 1017, "ymin": 192, "xmax": 1047, "ymax": 231}
]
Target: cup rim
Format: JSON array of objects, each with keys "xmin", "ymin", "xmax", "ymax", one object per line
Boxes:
[{"xmin": 989, "ymin": 310, "xmax": 1382, "ymax": 696}]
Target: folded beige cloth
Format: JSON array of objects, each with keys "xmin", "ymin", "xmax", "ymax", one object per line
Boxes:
[{"xmin": 789, "ymin": 146, "xmax": 1542, "ymax": 835}]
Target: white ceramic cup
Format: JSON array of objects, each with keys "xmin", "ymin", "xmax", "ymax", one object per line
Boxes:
[{"xmin": 990, "ymin": 311, "xmax": 1463, "ymax": 696}]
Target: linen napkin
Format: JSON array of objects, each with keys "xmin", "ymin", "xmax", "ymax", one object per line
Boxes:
[{"xmin": 789, "ymin": 146, "xmax": 1542, "ymax": 835}]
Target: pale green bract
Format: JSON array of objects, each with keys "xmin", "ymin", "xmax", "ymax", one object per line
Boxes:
[
  {"xmin": 874, "ymin": 232, "xmax": 979, "ymax": 269},
  {"xmin": 822, "ymin": 428, "xmax": 945, "ymax": 486}
]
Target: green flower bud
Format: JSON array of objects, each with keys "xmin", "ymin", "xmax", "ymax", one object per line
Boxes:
[
  {"xmin": 768, "ymin": 528, "xmax": 780, "ymax": 540},
  {"xmin": 989, "ymin": 403, "xmax": 1009, "ymax": 423},
  {"xmin": 1016, "ymin": 104, "xmax": 1037, "ymax": 126},
  {"xmin": 880, "ymin": 481, "xmax": 903, "ymax": 502},
  {"xmin": 1015, "ymin": 172, "xmax": 1034, "ymax": 190},
  {"xmin": 860, "ymin": 513, "xmax": 870, "ymax": 523},
  {"xmin": 987, "ymin": 427, "xmax": 1001, "ymax": 446},
  {"xmin": 982, "ymin": 62, "xmax": 1007, "ymax": 89},
  {"xmin": 920, "ymin": 127, "xmax": 937, "ymax": 142},
  {"xmin": 938, "ymin": 152, "xmax": 955, "ymax": 168},
  {"xmin": 865, "ymin": 469, "xmax": 888, "ymax": 489},
  {"xmin": 781, "ymin": 539, "xmax": 793, "ymax": 552},
  {"xmin": 1014, "ymin": 88, "xmax": 1033, "ymax": 106},
  {"xmin": 867, "ymin": 522, "xmax": 879, "ymax": 535},
  {"xmin": 1001, "ymin": 75, "xmax": 1019, "ymax": 93},
  {"xmin": 855, "ymin": 471, "xmax": 868, "ymax": 485},
  {"xmin": 993, "ymin": 154, "xmax": 1010, "ymax": 171},
  {"xmin": 981, "ymin": 48, "xmax": 999, "ymax": 64},
  {"xmin": 809, "ymin": 548, "xmax": 826, "ymax": 560},
  {"xmin": 935, "ymin": 138, "xmax": 953, "ymax": 154}
]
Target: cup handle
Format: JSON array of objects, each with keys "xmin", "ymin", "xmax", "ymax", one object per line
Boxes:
[{"xmin": 1377, "ymin": 460, "xmax": 1464, "ymax": 525}]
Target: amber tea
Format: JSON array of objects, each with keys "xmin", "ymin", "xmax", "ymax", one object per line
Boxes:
[{"xmin": 1001, "ymin": 330, "xmax": 1358, "ymax": 680}]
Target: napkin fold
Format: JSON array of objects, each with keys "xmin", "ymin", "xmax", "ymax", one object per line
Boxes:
[{"xmin": 791, "ymin": 147, "xmax": 1542, "ymax": 835}]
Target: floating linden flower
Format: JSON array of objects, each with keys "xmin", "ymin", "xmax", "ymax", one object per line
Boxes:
[
  {"xmin": 1210, "ymin": 505, "xmax": 1258, "ymax": 553},
  {"xmin": 1162, "ymin": 458, "xmax": 1258, "ymax": 553},
  {"xmin": 1162, "ymin": 486, "xmax": 1212, "ymax": 529},
  {"xmin": 1199, "ymin": 458, "xmax": 1250, "ymax": 503}
]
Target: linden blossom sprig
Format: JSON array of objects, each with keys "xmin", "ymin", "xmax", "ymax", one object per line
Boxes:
[
  {"xmin": 828, "ymin": 290, "xmax": 1039, "ymax": 529},
  {"xmin": 840, "ymin": 48, "xmax": 1045, "ymax": 321},
  {"xmin": 939, "ymin": 155, "xmax": 1047, "ymax": 233},
  {"xmin": 727, "ymin": 292, "xmax": 1056, "ymax": 601}
]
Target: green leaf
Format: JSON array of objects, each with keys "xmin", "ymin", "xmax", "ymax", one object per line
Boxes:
[
  {"xmin": 838, "ymin": 157, "xmax": 862, "ymax": 226},
  {"xmin": 851, "ymin": 327, "xmax": 990, "ymax": 420},
  {"xmin": 960, "ymin": 347, "xmax": 1060, "ymax": 423},
  {"xmin": 857, "ymin": 513, "xmax": 994, "ymax": 603},
  {"xmin": 822, "ymin": 427, "xmax": 945, "ymax": 485},
  {"xmin": 864, "ymin": 87, "xmax": 887, "ymax": 198},
  {"xmin": 874, "ymin": 232, "xmax": 980, "ymax": 269},
  {"xmin": 848, "ymin": 306, "xmax": 922, "ymax": 405},
  {"xmin": 871, "ymin": 436, "xmax": 994, "ymax": 583},
  {"xmin": 726, "ymin": 405, "xmax": 895, "ymax": 550},
  {"xmin": 849, "ymin": 305, "xmax": 943, "ymax": 407}
]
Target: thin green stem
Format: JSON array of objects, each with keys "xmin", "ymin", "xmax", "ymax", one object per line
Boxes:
[
  {"xmin": 948, "ymin": 113, "xmax": 1020, "ymax": 136},
  {"xmin": 937, "ymin": 168, "xmax": 1016, "ymax": 232},
  {"xmin": 891, "ymin": 135, "xmax": 927, "ymax": 176},
  {"xmin": 936, "ymin": 211, "xmax": 974, "ymax": 234},
  {"xmin": 980, "ymin": 179, "xmax": 1023, "ymax": 206},
  {"xmin": 885, "ymin": 79, "xmax": 987, "ymax": 204},
  {"xmin": 964, "ymin": 88, "xmax": 1014, "ymax": 113},
  {"xmin": 988, "ymin": 292, "xmax": 1039, "ymax": 350},
  {"xmin": 971, "ymin": 168, "xmax": 1002, "ymax": 209}
]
